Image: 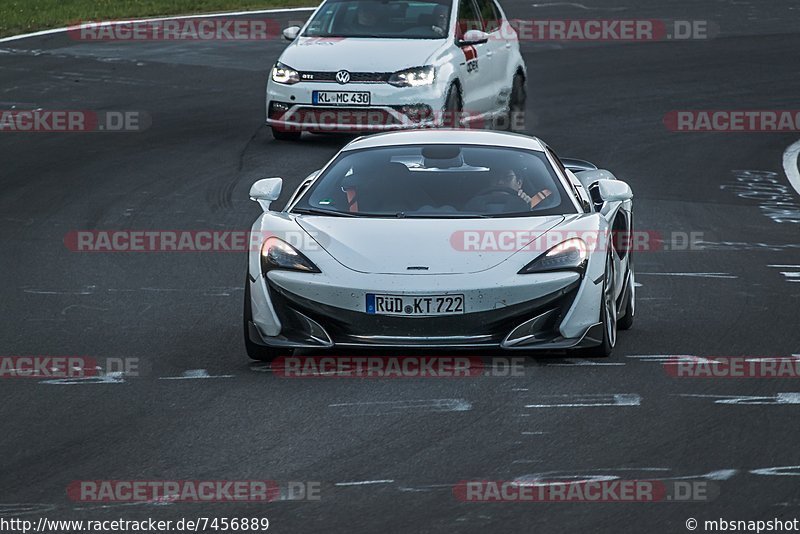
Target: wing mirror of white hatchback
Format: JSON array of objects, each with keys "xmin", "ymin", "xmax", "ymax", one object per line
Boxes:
[
  {"xmin": 459, "ymin": 29, "xmax": 489, "ymax": 46},
  {"xmin": 597, "ymin": 179, "xmax": 633, "ymax": 203},
  {"xmin": 282, "ymin": 26, "xmax": 301, "ymax": 41},
  {"xmin": 250, "ymin": 178, "xmax": 283, "ymax": 211}
]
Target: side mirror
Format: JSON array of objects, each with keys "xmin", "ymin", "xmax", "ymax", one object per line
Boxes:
[
  {"xmin": 250, "ymin": 178, "xmax": 283, "ymax": 212},
  {"xmin": 597, "ymin": 179, "xmax": 633, "ymax": 203},
  {"xmin": 282, "ymin": 26, "xmax": 301, "ymax": 41},
  {"xmin": 459, "ymin": 29, "xmax": 489, "ymax": 46}
]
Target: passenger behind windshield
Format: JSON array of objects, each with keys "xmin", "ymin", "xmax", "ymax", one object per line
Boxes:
[{"xmin": 303, "ymin": 0, "xmax": 452, "ymax": 39}]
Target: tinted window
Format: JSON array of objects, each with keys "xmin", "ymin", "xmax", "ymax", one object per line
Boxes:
[
  {"xmin": 303, "ymin": 0, "xmax": 451, "ymax": 39},
  {"xmin": 474, "ymin": 0, "xmax": 501, "ymax": 32},
  {"xmin": 456, "ymin": 0, "xmax": 482, "ymax": 38},
  {"xmin": 293, "ymin": 144, "xmax": 577, "ymax": 218}
]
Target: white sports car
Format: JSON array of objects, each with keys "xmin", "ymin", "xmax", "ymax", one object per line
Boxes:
[
  {"xmin": 265, "ymin": 0, "xmax": 526, "ymax": 139},
  {"xmin": 245, "ymin": 130, "xmax": 635, "ymax": 359}
]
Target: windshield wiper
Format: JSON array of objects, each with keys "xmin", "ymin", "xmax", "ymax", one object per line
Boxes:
[
  {"xmin": 399, "ymin": 212, "xmax": 492, "ymax": 219},
  {"xmin": 291, "ymin": 207, "xmax": 356, "ymax": 217}
]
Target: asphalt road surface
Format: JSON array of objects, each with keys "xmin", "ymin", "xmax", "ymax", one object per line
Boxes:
[{"xmin": 2, "ymin": 0, "xmax": 800, "ymax": 532}]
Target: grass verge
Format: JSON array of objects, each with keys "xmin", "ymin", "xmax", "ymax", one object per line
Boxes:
[{"xmin": 0, "ymin": 0, "xmax": 317, "ymax": 38}]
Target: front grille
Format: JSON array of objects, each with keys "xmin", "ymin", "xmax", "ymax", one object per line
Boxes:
[
  {"xmin": 299, "ymin": 71, "xmax": 391, "ymax": 84},
  {"xmin": 268, "ymin": 281, "xmax": 581, "ymax": 345}
]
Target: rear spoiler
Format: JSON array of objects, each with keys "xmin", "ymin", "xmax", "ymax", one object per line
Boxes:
[{"xmin": 561, "ymin": 158, "xmax": 598, "ymax": 173}]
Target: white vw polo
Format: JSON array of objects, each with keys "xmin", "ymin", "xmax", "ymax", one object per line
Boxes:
[{"xmin": 265, "ymin": 0, "xmax": 526, "ymax": 139}]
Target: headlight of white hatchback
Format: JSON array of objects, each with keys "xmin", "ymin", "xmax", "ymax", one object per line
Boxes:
[
  {"xmin": 388, "ymin": 65, "xmax": 436, "ymax": 87},
  {"xmin": 271, "ymin": 62, "xmax": 300, "ymax": 85}
]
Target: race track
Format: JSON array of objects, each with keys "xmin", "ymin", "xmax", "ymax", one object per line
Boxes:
[{"xmin": 2, "ymin": 0, "xmax": 800, "ymax": 531}]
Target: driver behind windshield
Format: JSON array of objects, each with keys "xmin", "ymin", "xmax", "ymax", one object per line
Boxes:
[
  {"xmin": 465, "ymin": 167, "xmax": 553, "ymax": 213},
  {"xmin": 502, "ymin": 168, "xmax": 553, "ymax": 208},
  {"xmin": 348, "ymin": 2, "xmax": 384, "ymax": 33}
]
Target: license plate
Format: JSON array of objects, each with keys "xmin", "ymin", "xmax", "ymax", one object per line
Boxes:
[
  {"xmin": 366, "ymin": 294, "xmax": 465, "ymax": 316},
  {"xmin": 313, "ymin": 91, "xmax": 371, "ymax": 106}
]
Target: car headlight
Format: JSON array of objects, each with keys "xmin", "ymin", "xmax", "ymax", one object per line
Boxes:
[
  {"xmin": 388, "ymin": 65, "xmax": 435, "ymax": 87},
  {"xmin": 518, "ymin": 238, "xmax": 588, "ymax": 275},
  {"xmin": 261, "ymin": 237, "xmax": 320, "ymax": 274},
  {"xmin": 271, "ymin": 62, "xmax": 300, "ymax": 85}
]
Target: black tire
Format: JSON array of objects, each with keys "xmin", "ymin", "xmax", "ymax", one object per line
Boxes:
[
  {"xmin": 442, "ymin": 84, "xmax": 462, "ymax": 128},
  {"xmin": 271, "ymin": 127, "xmax": 301, "ymax": 141},
  {"xmin": 506, "ymin": 73, "xmax": 526, "ymax": 133},
  {"xmin": 617, "ymin": 270, "xmax": 635, "ymax": 330},
  {"xmin": 582, "ymin": 253, "xmax": 617, "ymax": 357},
  {"xmin": 243, "ymin": 277, "xmax": 291, "ymax": 362}
]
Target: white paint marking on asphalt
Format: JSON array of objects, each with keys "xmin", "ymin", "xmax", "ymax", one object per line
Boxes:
[
  {"xmin": 677, "ymin": 393, "xmax": 800, "ymax": 405},
  {"xmin": 159, "ymin": 369, "xmax": 233, "ymax": 380},
  {"xmin": 701, "ymin": 469, "xmax": 739, "ymax": 481},
  {"xmin": 638, "ymin": 272, "xmax": 738, "ymax": 279},
  {"xmin": 768, "ymin": 265, "xmax": 800, "ymax": 283},
  {"xmin": 627, "ymin": 354, "xmax": 717, "ymax": 364},
  {"xmin": 24, "ymin": 285, "xmax": 96, "ymax": 295},
  {"xmin": 521, "ymin": 431, "xmax": 548, "ymax": 435},
  {"xmin": 513, "ymin": 468, "xmax": 733, "ymax": 486},
  {"xmin": 546, "ymin": 359, "xmax": 624, "ymax": 366},
  {"xmin": 40, "ymin": 372, "xmax": 124, "ymax": 385},
  {"xmin": 751, "ymin": 466, "xmax": 800, "ymax": 477},
  {"xmin": 0, "ymin": 7, "xmax": 318, "ymax": 44},
  {"xmin": 334, "ymin": 480, "xmax": 394, "ymax": 487},
  {"xmin": 514, "ymin": 474, "xmax": 621, "ymax": 487},
  {"xmin": 782, "ymin": 138, "xmax": 800, "ymax": 197},
  {"xmin": 697, "ymin": 241, "xmax": 800, "ymax": 251},
  {"xmin": 634, "ymin": 282, "xmax": 643, "ymax": 288},
  {"xmin": 0, "ymin": 503, "xmax": 57, "ymax": 517},
  {"xmin": 328, "ymin": 399, "xmax": 472, "ymax": 415},
  {"xmin": 524, "ymin": 393, "xmax": 640, "ymax": 408},
  {"xmin": 397, "ymin": 484, "xmax": 454, "ymax": 493}
]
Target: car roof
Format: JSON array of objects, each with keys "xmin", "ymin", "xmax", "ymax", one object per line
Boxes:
[{"xmin": 342, "ymin": 129, "xmax": 547, "ymax": 152}]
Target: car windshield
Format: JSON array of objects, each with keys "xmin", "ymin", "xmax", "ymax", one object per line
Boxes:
[
  {"xmin": 302, "ymin": 0, "xmax": 452, "ymax": 39},
  {"xmin": 293, "ymin": 144, "xmax": 577, "ymax": 218}
]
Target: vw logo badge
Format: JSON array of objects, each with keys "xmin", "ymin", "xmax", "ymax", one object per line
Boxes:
[{"xmin": 335, "ymin": 70, "xmax": 351, "ymax": 84}]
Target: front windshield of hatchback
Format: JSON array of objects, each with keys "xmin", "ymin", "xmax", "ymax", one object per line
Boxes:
[
  {"xmin": 292, "ymin": 144, "xmax": 577, "ymax": 218},
  {"xmin": 302, "ymin": 0, "xmax": 452, "ymax": 39}
]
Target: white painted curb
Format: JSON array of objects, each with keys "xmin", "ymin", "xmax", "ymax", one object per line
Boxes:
[{"xmin": 782, "ymin": 139, "xmax": 800, "ymax": 198}]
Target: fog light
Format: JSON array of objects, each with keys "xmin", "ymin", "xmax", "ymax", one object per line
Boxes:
[
  {"xmin": 269, "ymin": 101, "xmax": 291, "ymax": 119},
  {"xmin": 396, "ymin": 104, "xmax": 433, "ymax": 122}
]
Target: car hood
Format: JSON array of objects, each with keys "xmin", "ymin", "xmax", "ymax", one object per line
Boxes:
[
  {"xmin": 295, "ymin": 216, "xmax": 566, "ymax": 275},
  {"xmin": 279, "ymin": 37, "xmax": 445, "ymax": 72}
]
